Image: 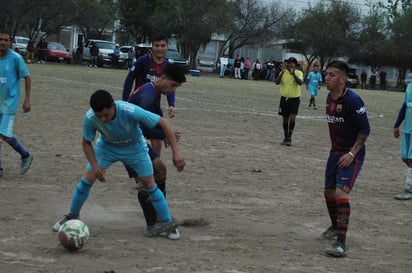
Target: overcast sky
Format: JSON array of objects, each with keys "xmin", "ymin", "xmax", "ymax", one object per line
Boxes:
[{"xmin": 277, "ymin": 0, "xmax": 388, "ymax": 13}]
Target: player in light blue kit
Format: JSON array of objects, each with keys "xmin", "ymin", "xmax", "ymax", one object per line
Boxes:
[
  {"xmin": 394, "ymin": 83, "xmax": 412, "ymax": 200},
  {"xmin": 306, "ymin": 63, "xmax": 322, "ymax": 110},
  {"xmin": 53, "ymin": 90, "xmax": 185, "ymax": 236},
  {"xmin": 0, "ymin": 30, "xmax": 33, "ymax": 176}
]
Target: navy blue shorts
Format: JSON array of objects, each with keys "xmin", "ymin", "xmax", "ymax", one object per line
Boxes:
[{"xmin": 324, "ymin": 152, "xmax": 365, "ymax": 193}]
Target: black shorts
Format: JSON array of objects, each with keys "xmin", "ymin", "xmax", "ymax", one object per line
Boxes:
[{"xmin": 278, "ymin": 96, "xmax": 300, "ymax": 116}]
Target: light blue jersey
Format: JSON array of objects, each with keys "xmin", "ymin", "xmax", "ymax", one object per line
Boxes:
[
  {"xmin": 403, "ymin": 84, "xmax": 412, "ymax": 134},
  {"xmin": 0, "ymin": 50, "xmax": 30, "ymax": 114},
  {"xmin": 83, "ymin": 101, "xmax": 161, "ymax": 176},
  {"xmin": 83, "ymin": 101, "xmax": 160, "ymax": 148},
  {"xmin": 307, "ymin": 71, "xmax": 322, "ymax": 96}
]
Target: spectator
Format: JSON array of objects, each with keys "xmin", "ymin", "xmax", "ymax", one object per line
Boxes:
[
  {"xmin": 36, "ymin": 38, "xmax": 47, "ymax": 64},
  {"xmin": 26, "ymin": 39, "xmax": 35, "ymax": 64},
  {"xmin": 244, "ymin": 58, "xmax": 252, "ymax": 80},
  {"xmin": 379, "ymin": 69, "xmax": 387, "ymax": 90},
  {"xmin": 234, "ymin": 55, "xmax": 241, "ymax": 79},
  {"xmin": 265, "ymin": 60, "xmax": 274, "ymax": 81},
  {"xmin": 75, "ymin": 43, "xmax": 83, "ymax": 65},
  {"xmin": 360, "ymin": 69, "xmax": 367, "ymax": 89},
  {"xmin": 111, "ymin": 43, "xmax": 120, "ymax": 69},
  {"xmin": 370, "ymin": 69, "xmax": 377, "ymax": 89},
  {"xmin": 219, "ymin": 54, "xmax": 228, "ymax": 78},
  {"xmin": 252, "ymin": 59, "xmax": 262, "ymax": 80},
  {"xmin": 89, "ymin": 42, "xmax": 99, "ymax": 67}
]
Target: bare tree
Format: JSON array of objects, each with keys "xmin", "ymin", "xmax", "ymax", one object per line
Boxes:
[{"xmin": 219, "ymin": 0, "xmax": 289, "ymax": 58}]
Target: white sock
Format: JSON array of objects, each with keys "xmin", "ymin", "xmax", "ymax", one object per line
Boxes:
[{"xmin": 406, "ymin": 168, "xmax": 412, "ymax": 190}]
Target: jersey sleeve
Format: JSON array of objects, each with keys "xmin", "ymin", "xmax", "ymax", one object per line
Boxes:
[
  {"xmin": 167, "ymin": 93, "xmax": 175, "ymax": 107},
  {"xmin": 352, "ymin": 97, "xmax": 371, "ymax": 136},
  {"xmin": 82, "ymin": 110, "xmax": 97, "ymax": 142},
  {"xmin": 133, "ymin": 105, "xmax": 161, "ymax": 129}
]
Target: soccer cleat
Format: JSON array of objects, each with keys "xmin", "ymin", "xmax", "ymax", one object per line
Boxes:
[
  {"xmin": 20, "ymin": 153, "xmax": 33, "ymax": 174},
  {"xmin": 394, "ymin": 190, "xmax": 412, "ymax": 200},
  {"xmin": 53, "ymin": 214, "xmax": 78, "ymax": 232},
  {"xmin": 321, "ymin": 225, "xmax": 337, "ymax": 240},
  {"xmin": 167, "ymin": 228, "xmax": 181, "ymax": 240},
  {"xmin": 280, "ymin": 139, "xmax": 287, "ymax": 145},
  {"xmin": 146, "ymin": 219, "xmax": 178, "ymax": 238},
  {"xmin": 326, "ymin": 242, "xmax": 346, "ymax": 257}
]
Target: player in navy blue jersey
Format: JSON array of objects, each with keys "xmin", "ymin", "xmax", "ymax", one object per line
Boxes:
[
  {"xmin": 128, "ymin": 63, "xmax": 186, "ymax": 239},
  {"xmin": 321, "ymin": 61, "xmax": 370, "ymax": 257}
]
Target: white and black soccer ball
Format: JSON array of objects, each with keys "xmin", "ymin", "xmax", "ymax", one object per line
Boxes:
[{"xmin": 57, "ymin": 219, "xmax": 90, "ymax": 251}]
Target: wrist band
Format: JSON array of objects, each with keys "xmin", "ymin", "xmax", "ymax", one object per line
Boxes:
[{"xmin": 348, "ymin": 151, "xmax": 354, "ymax": 158}]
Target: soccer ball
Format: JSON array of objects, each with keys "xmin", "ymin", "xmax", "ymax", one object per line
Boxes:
[{"xmin": 57, "ymin": 219, "xmax": 90, "ymax": 251}]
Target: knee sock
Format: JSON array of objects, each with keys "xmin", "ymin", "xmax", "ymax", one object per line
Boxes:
[
  {"xmin": 406, "ymin": 168, "xmax": 412, "ymax": 190},
  {"xmin": 8, "ymin": 137, "xmax": 29, "ymax": 157},
  {"xmin": 144, "ymin": 184, "xmax": 171, "ymax": 223},
  {"xmin": 325, "ymin": 196, "xmax": 337, "ymax": 229},
  {"xmin": 288, "ymin": 121, "xmax": 295, "ymax": 138},
  {"xmin": 69, "ymin": 178, "xmax": 93, "ymax": 218},
  {"xmin": 138, "ymin": 179, "xmax": 166, "ymax": 227},
  {"xmin": 336, "ymin": 198, "xmax": 350, "ymax": 246},
  {"xmin": 283, "ymin": 120, "xmax": 289, "ymax": 139}
]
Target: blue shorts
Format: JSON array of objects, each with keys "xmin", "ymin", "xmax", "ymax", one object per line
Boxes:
[
  {"xmin": 324, "ymin": 152, "xmax": 365, "ymax": 193},
  {"xmin": 87, "ymin": 141, "xmax": 153, "ymax": 178},
  {"xmin": 0, "ymin": 114, "xmax": 15, "ymax": 137},
  {"xmin": 309, "ymin": 88, "xmax": 318, "ymax": 97},
  {"xmin": 401, "ymin": 134, "xmax": 412, "ymax": 159},
  {"xmin": 125, "ymin": 144, "xmax": 159, "ymax": 178}
]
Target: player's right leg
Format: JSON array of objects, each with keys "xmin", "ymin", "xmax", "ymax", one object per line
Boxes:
[{"xmin": 53, "ymin": 143, "xmax": 112, "ymax": 232}]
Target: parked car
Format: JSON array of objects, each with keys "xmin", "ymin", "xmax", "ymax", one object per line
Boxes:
[
  {"xmin": 119, "ymin": 45, "xmax": 135, "ymax": 68},
  {"xmin": 35, "ymin": 42, "xmax": 72, "ymax": 63},
  {"xmin": 346, "ymin": 68, "xmax": 360, "ymax": 88},
  {"xmin": 12, "ymin": 36, "xmax": 30, "ymax": 56},
  {"xmin": 82, "ymin": 39, "xmax": 116, "ymax": 67},
  {"xmin": 166, "ymin": 49, "xmax": 189, "ymax": 73}
]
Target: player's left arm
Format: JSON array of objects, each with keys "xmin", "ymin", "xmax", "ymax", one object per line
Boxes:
[
  {"xmin": 23, "ymin": 76, "xmax": 31, "ymax": 113},
  {"xmin": 157, "ymin": 117, "xmax": 185, "ymax": 172},
  {"xmin": 167, "ymin": 93, "xmax": 176, "ymax": 118}
]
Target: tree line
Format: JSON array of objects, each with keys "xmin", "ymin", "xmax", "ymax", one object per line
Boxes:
[{"xmin": 1, "ymin": 0, "xmax": 411, "ymax": 76}]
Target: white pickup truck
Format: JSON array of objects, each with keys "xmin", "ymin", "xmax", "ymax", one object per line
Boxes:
[{"xmin": 82, "ymin": 39, "xmax": 116, "ymax": 67}]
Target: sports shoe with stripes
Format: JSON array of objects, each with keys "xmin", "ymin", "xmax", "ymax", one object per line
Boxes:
[
  {"xmin": 53, "ymin": 214, "xmax": 78, "ymax": 232},
  {"xmin": 326, "ymin": 242, "xmax": 346, "ymax": 257},
  {"xmin": 321, "ymin": 225, "xmax": 337, "ymax": 240}
]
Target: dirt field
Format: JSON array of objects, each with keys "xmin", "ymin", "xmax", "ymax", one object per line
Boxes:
[{"xmin": 1, "ymin": 63, "xmax": 411, "ymax": 273}]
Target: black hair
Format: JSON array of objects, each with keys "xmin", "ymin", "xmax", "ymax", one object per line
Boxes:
[
  {"xmin": 152, "ymin": 33, "xmax": 169, "ymax": 43},
  {"xmin": 327, "ymin": 60, "xmax": 348, "ymax": 76},
  {"xmin": 0, "ymin": 29, "xmax": 11, "ymax": 38},
  {"xmin": 163, "ymin": 63, "xmax": 186, "ymax": 83},
  {"xmin": 90, "ymin": 90, "xmax": 114, "ymax": 112}
]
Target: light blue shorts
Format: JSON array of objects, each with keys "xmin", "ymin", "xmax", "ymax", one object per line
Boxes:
[
  {"xmin": 401, "ymin": 134, "xmax": 412, "ymax": 159},
  {"xmin": 309, "ymin": 88, "xmax": 318, "ymax": 97},
  {"xmin": 0, "ymin": 114, "xmax": 15, "ymax": 137},
  {"xmin": 87, "ymin": 141, "xmax": 153, "ymax": 177}
]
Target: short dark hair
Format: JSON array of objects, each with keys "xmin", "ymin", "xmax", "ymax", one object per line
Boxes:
[
  {"xmin": 327, "ymin": 60, "xmax": 348, "ymax": 76},
  {"xmin": 0, "ymin": 29, "xmax": 11, "ymax": 38},
  {"xmin": 164, "ymin": 63, "xmax": 186, "ymax": 83},
  {"xmin": 152, "ymin": 33, "xmax": 169, "ymax": 44},
  {"xmin": 90, "ymin": 90, "xmax": 114, "ymax": 112}
]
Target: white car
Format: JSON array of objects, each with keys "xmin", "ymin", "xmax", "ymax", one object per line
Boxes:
[{"xmin": 12, "ymin": 36, "xmax": 30, "ymax": 56}]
